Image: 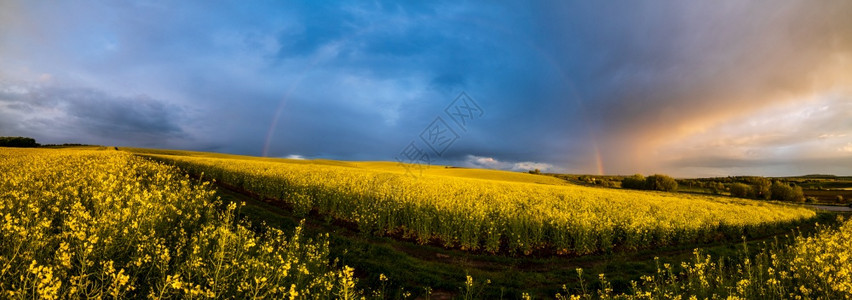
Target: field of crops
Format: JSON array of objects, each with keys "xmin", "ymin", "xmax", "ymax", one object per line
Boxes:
[
  {"xmin": 141, "ymin": 153, "xmax": 816, "ymax": 255},
  {"xmin": 567, "ymin": 215, "xmax": 852, "ymax": 299},
  {"xmin": 0, "ymin": 148, "xmax": 360, "ymax": 299},
  {"xmin": 123, "ymin": 147, "xmax": 568, "ymax": 186},
  {"xmin": 3, "ymin": 147, "xmax": 847, "ymax": 299}
]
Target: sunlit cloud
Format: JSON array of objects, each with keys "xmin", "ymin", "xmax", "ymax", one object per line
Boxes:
[
  {"xmin": 463, "ymin": 155, "xmax": 558, "ymax": 173},
  {"xmin": 652, "ymin": 90, "xmax": 852, "ymax": 176}
]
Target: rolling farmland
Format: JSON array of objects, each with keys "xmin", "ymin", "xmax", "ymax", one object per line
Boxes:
[
  {"xmin": 2, "ymin": 147, "xmax": 849, "ymax": 299},
  {"xmin": 139, "ymin": 151, "xmax": 815, "ymax": 255}
]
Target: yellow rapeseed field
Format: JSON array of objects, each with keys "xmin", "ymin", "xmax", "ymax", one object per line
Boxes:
[
  {"xmin": 3, "ymin": 147, "xmax": 846, "ymax": 299},
  {"xmin": 0, "ymin": 148, "xmax": 360, "ymax": 299},
  {"xmin": 561, "ymin": 216, "xmax": 852, "ymax": 299},
  {"xmin": 142, "ymin": 153, "xmax": 816, "ymax": 255}
]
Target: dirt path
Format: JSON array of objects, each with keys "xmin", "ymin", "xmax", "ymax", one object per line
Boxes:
[{"xmin": 807, "ymin": 205, "xmax": 852, "ymax": 212}]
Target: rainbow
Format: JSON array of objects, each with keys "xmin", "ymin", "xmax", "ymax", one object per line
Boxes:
[{"xmin": 262, "ymin": 16, "xmax": 605, "ymax": 175}]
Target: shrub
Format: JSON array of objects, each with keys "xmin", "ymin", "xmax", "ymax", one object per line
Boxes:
[
  {"xmin": 645, "ymin": 174, "xmax": 678, "ymax": 192},
  {"xmin": 598, "ymin": 179, "xmax": 617, "ymax": 188},
  {"xmin": 730, "ymin": 183, "xmax": 752, "ymax": 198},
  {"xmin": 751, "ymin": 178, "xmax": 772, "ymax": 200},
  {"xmin": 621, "ymin": 174, "xmax": 646, "ymax": 190},
  {"xmin": 792, "ymin": 185, "xmax": 805, "ymax": 203},
  {"xmin": 770, "ymin": 181, "xmax": 803, "ymax": 202}
]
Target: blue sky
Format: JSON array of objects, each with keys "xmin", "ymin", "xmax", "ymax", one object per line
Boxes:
[{"xmin": 1, "ymin": 1, "xmax": 851, "ymax": 177}]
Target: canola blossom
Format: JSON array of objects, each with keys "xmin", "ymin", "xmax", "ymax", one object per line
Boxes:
[
  {"xmin": 562, "ymin": 216, "xmax": 852, "ymax": 299},
  {"xmin": 0, "ymin": 148, "xmax": 360, "ymax": 299},
  {"xmin": 143, "ymin": 154, "xmax": 816, "ymax": 255}
]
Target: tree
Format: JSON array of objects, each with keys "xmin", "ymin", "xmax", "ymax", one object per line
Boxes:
[
  {"xmin": 770, "ymin": 181, "xmax": 790, "ymax": 201},
  {"xmin": 791, "ymin": 185, "xmax": 805, "ymax": 203},
  {"xmin": 598, "ymin": 179, "xmax": 617, "ymax": 188},
  {"xmin": 751, "ymin": 178, "xmax": 771, "ymax": 200},
  {"xmin": 730, "ymin": 183, "xmax": 752, "ymax": 198},
  {"xmin": 645, "ymin": 174, "xmax": 678, "ymax": 192},
  {"xmin": 0, "ymin": 136, "xmax": 39, "ymax": 147},
  {"xmin": 770, "ymin": 181, "xmax": 801, "ymax": 201},
  {"xmin": 528, "ymin": 169, "xmax": 541, "ymax": 175},
  {"xmin": 621, "ymin": 174, "xmax": 646, "ymax": 190}
]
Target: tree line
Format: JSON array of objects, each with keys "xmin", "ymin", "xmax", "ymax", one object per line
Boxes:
[
  {"xmin": 0, "ymin": 136, "xmax": 39, "ymax": 147},
  {"xmin": 539, "ymin": 172, "xmax": 815, "ymax": 203},
  {"xmin": 0, "ymin": 137, "xmax": 101, "ymax": 148},
  {"xmin": 729, "ymin": 180, "xmax": 805, "ymax": 202}
]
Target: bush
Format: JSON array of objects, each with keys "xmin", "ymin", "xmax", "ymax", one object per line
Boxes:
[
  {"xmin": 707, "ymin": 182, "xmax": 726, "ymax": 195},
  {"xmin": 598, "ymin": 179, "xmax": 617, "ymax": 188},
  {"xmin": 751, "ymin": 178, "xmax": 771, "ymax": 200},
  {"xmin": 645, "ymin": 174, "xmax": 678, "ymax": 192},
  {"xmin": 730, "ymin": 183, "xmax": 752, "ymax": 198},
  {"xmin": 621, "ymin": 174, "xmax": 646, "ymax": 190},
  {"xmin": 770, "ymin": 181, "xmax": 804, "ymax": 202},
  {"xmin": 792, "ymin": 185, "xmax": 805, "ymax": 203}
]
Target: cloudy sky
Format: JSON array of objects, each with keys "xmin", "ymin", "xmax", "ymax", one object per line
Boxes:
[{"xmin": 1, "ymin": 1, "xmax": 851, "ymax": 177}]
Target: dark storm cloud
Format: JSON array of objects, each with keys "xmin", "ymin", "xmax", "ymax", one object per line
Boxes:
[
  {"xmin": 0, "ymin": 82, "xmax": 186, "ymax": 146},
  {"xmin": 254, "ymin": 2, "xmax": 572, "ymax": 163}
]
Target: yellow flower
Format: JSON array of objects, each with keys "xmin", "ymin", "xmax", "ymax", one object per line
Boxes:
[{"xmin": 289, "ymin": 284, "xmax": 299, "ymax": 299}]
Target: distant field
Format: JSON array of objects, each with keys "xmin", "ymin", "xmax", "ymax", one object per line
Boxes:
[
  {"xmin": 805, "ymin": 189, "xmax": 852, "ymax": 202},
  {"xmin": 123, "ymin": 147, "xmax": 568, "ymax": 186},
  {"xmin": 133, "ymin": 148, "xmax": 817, "ymax": 255}
]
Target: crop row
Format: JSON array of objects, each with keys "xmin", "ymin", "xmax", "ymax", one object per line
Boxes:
[{"xmin": 144, "ymin": 154, "xmax": 816, "ymax": 255}]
